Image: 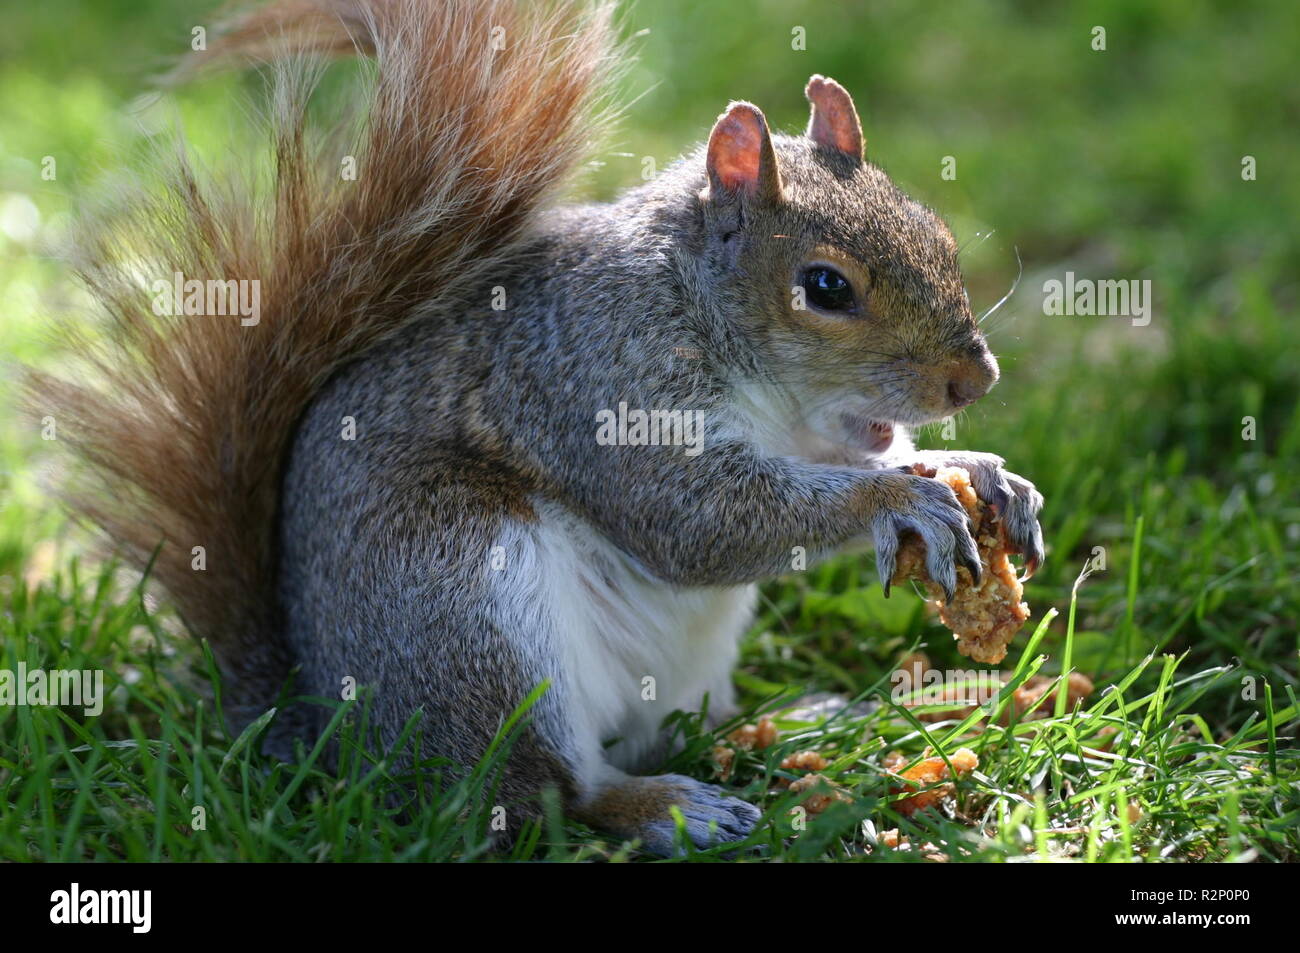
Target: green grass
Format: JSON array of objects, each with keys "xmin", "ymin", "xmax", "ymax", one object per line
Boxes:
[
  {"xmin": 1, "ymin": 0, "xmax": 1298, "ymax": 861},
  {"xmin": 3, "ymin": 554, "xmax": 1294, "ymax": 861}
]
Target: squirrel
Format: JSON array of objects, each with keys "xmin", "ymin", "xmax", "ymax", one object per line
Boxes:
[{"xmin": 27, "ymin": 0, "xmax": 1044, "ymax": 856}]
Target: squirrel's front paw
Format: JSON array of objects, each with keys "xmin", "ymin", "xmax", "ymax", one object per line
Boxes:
[
  {"xmin": 578, "ymin": 774, "xmax": 761, "ymax": 858},
  {"xmin": 867, "ymin": 472, "xmax": 982, "ymax": 602},
  {"xmin": 910, "ymin": 451, "xmax": 1046, "ymax": 576}
]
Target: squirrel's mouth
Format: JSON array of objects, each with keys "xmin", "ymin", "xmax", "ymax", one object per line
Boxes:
[{"xmin": 840, "ymin": 413, "xmax": 895, "ymax": 454}]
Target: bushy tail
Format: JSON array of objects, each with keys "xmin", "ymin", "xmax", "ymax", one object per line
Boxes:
[{"xmin": 25, "ymin": 0, "xmax": 617, "ymax": 721}]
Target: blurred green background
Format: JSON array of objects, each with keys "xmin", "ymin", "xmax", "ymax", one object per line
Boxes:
[{"xmin": 1, "ymin": 0, "xmax": 1297, "ymax": 705}]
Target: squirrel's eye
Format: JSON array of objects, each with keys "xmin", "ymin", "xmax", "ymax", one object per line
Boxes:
[{"xmin": 801, "ymin": 266, "xmax": 856, "ymax": 313}]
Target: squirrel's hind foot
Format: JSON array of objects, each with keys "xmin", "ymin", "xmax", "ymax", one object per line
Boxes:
[{"xmin": 576, "ymin": 773, "xmax": 761, "ymax": 858}]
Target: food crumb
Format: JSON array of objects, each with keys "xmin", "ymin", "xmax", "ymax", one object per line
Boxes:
[
  {"xmin": 780, "ymin": 750, "xmax": 830, "ymax": 772},
  {"xmin": 889, "ymin": 747, "xmax": 979, "ymax": 817},
  {"xmin": 728, "ymin": 716, "xmax": 778, "ymax": 750},
  {"xmin": 1010, "ymin": 671, "xmax": 1095, "ymax": 719},
  {"xmin": 788, "ymin": 773, "xmax": 853, "ymax": 814}
]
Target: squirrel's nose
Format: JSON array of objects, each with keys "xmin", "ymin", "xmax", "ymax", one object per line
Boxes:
[{"xmin": 947, "ymin": 349, "xmax": 999, "ymax": 409}]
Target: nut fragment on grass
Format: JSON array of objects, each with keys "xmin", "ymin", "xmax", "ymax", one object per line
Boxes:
[
  {"xmin": 888, "ymin": 747, "xmax": 979, "ymax": 817},
  {"xmin": 779, "ymin": 750, "xmax": 830, "ymax": 772},
  {"xmin": 788, "ymin": 773, "xmax": 852, "ymax": 814},
  {"xmin": 892, "ymin": 465, "xmax": 1030, "ymax": 664},
  {"xmin": 1010, "ymin": 672, "xmax": 1095, "ymax": 719},
  {"xmin": 711, "ymin": 745, "xmax": 735, "ymax": 780},
  {"xmin": 727, "ymin": 716, "xmax": 778, "ymax": 750},
  {"xmin": 900, "ymin": 668, "xmax": 1096, "ymax": 724},
  {"xmin": 875, "ymin": 828, "xmax": 945, "ymax": 859}
]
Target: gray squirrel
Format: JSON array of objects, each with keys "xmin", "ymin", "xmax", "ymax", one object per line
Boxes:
[{"xmin": 29, "ymin": 0, "xmax": 1044, "ymax": 855}]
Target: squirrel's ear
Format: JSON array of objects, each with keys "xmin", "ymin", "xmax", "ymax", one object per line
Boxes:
[
  {"xmin": 805, "ymin": 75, "xmax": 864, "ymax": 160},
  {"xmin": 705, "ymin": 101, "xmax": 783, "ymax": 203}
]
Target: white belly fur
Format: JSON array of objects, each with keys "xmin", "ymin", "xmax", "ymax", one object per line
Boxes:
[{"xmin": 494, "ymin": 499, "xmax": 754, "ymax": 786}]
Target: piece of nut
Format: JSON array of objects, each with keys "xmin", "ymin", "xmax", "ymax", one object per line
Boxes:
[
  {"xmin": 788, "ymin": 773, "xmax": 852, "ymax": 814},
  {"xmin": 892, "ymin": 466, "xmax": 1030, "ymax": 664},
  {"xmin": 780, "ymin": 750, "xmax": 830, "ymax": 772},
  {"xmin": 727, "ymin": 716, "xmax": 778, "ymax": 750},
  {"xmin": 889, "ymin": 747, "xmax": 979, "ymax": 817}
]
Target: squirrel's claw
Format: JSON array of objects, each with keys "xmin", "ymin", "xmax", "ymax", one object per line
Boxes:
[
  {"xmin": 916, "ymin": 451, "xmax": 1045, "ymax": 581},
  {"xmin": 959, "ymin": 548, "xmax": 982, "ymax": 587},
  {"xmin": 875, "ymin": 528, "xmax": 899, "ymax": 597},
  {"xmin": 872, "ymin": 472, "xmax": 977, "ymax": 605},
  {"xmin": 996, "ymin": 472, "xmax": 1045, "ymax": 577}
]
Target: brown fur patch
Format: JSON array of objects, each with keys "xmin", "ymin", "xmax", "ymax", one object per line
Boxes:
[{"xmin": 572, "ymin": 776, "xmax": 691, "ymax": 836}]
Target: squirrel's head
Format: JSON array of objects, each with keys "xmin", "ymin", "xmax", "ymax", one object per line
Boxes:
[{"xmin": 692, "ymin": 75, "xmax": 997, "ymax": 458}]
